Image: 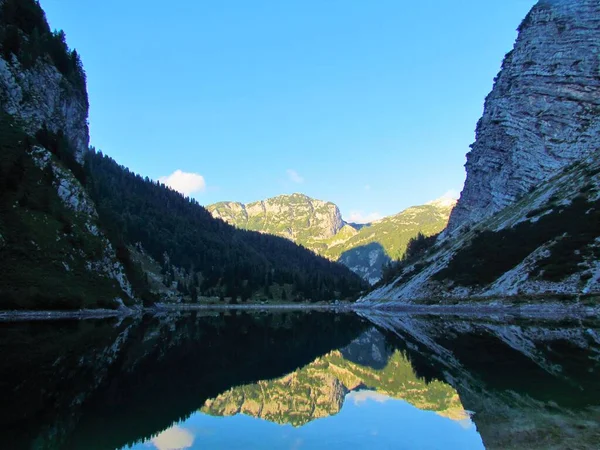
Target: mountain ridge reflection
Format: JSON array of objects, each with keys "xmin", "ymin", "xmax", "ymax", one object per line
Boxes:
[
  {"xmin": 1, "ymin": 311, "xmax": 367, "ymax": 450},
  {"xmin": 201, "ymin": 328, "xmax": 469, "ymax": 426},
  {"xmin": 1, "ymin": 311, "xmax": 599, "ymax": 450}
]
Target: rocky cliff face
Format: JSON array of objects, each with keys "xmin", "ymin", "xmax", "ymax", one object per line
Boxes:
[
  {"xmin": 0, "ymin": 1, "xmax": 89, "ymax": 162},
  {"xmin": 364, "ymin": 0, "xmax": 600, "ymax": 303},
  {"xmin": 362, "ymin": 151, "xmax": 600, "ymax": 303},
  {"xmin": 0, "ymin": 56, "xmax": 89, "ymax": 162},
  {"xmin": 209, "ymin": 193, "xmax": 345, "ymax": 242},
  {"xmin": 448, "ymin": 0, "xmax": 600, "ymax": 232}
]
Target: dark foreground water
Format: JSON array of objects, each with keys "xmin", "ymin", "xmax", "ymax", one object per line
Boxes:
[{"xmin": 1, "ymin": 311, "xmax": 599, "ymax": 450}]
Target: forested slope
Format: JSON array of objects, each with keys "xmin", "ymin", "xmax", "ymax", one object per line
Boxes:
[{"xmin": 86, "ymin": 151, "xmax": 367, "ymax": 303}]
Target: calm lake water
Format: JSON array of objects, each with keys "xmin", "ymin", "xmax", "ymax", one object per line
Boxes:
[{"xmin": 1, "ymin": 311, "xmax": 599, "ymax": 449}]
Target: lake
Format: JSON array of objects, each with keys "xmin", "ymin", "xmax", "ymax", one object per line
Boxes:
[{"xmin": 1, "ymin": 311, "xmax": 599, "ymax": 449}]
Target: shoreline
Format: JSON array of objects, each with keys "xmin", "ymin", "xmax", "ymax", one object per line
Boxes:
[
  {"xmin": 352, "ymin": 302, "xmax": 600, "ymax": 320},
  {"xmin": 0, "ymin": 303, "xmax": 348, "ymax": 322},
  {"xmin": 0, "ymin": 308, "xmax": 131, "ymax": 322},
  {"xmin": 0, "ymin": 298, "xmax": 598, "ymax": 321}
]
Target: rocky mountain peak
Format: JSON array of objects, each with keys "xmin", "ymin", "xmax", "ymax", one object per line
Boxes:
[
  {"xmin": 426, "ymin": 196, "xmax": 458, "ymax": 210},
  {"xmin": 448, "ymin": 0, "xmax": 600, "ymax": 232},
  {"xmin": 208, "ymin": 194, "xmax": 345, "ymax": 240}
]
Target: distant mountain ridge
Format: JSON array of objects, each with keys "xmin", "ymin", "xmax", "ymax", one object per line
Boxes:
[
  {"xmin": 331, "ymin": 200, "xmax": 456, "ymax": 283},
  {"xmin": 208, "ymin": 194, "xmax": 455, "ymax": 283},
  {"xmin": 209, "ymin": 193, "xmax": 345, "ymax": 243}
]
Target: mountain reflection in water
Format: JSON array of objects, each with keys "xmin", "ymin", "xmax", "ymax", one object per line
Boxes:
[{"xmin": 1, "ymin": 310, "xmax": 599, "ymax": 449}]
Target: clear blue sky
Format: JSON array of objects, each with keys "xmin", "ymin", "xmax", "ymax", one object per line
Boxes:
[{"xmin": 42, "ymin": 0, "xmax": 535, "ymax": 222}]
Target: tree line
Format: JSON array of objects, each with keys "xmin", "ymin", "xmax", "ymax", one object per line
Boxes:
[{"xmin": 84, "ymin": 149, "xmax": 367, "ymax": 303}]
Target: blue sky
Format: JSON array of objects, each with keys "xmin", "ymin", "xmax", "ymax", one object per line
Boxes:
[{"xmin": 41, "ymin": 0, "xmax": 535, "ymax": 222}]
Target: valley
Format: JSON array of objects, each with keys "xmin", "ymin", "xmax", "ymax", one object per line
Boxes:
[
  {"xmin": 1, "ymin": 0, "xmax": 599, "ymax": 310},
  {"xmin": 208, "ymin": 194, "xmax": 455, "ymax": 284},
  {"xmin": 1, "ymin": 1, "xmax": 600, "ymax": 448}
]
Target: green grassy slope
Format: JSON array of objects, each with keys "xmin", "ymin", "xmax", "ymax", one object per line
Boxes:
[{"xmin": 324, "ymin": 202, "xmax": 455, "ymax": 261}]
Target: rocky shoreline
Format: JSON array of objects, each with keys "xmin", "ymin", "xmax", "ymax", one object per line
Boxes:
[
  {"xmin": 0, "ymin": 308, "xmax": 131, "ymax": 322},
  {"xmin": 353, "ymin": 301, "xmax": 600, "ymax": 321},
  {"xmin": 1, "ymin": 297, "xmax": 599, "ymax": 322},
  {"xmin": 0, "ymin": 303, "xmax": 351, "ymax": 321}
]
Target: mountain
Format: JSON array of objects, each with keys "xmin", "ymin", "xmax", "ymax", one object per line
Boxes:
[
  {"xmin": 0, "ymin": 0, "xmax": 366, "ymax": 309},
  {"xmin": 0, "ymin": 0, "xmax": 134, "ymax": 309},
  {"xmin": 209, "ymin": 193, "xmax": 345, "ymax": 244},
  {"xmin": 326, "ymin": 198, "xmax": 456, "ymax": 283},
  {"xmin": 448, "ymin": 0, "xmax": 600, "ymax": 232},
  {"xmin": 361, "ymin": 0, "xmax": 600, "ymax": 305},
  {"xmin": 208, "ymin": 195, "xmax": 455, "ymax": 283}
]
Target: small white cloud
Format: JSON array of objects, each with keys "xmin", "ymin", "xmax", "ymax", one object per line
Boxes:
[
  {"xmin": 350, "ymin": 390, "xmax": 390, "ymax": 405},
  {"xmin": 364, "ymin": 184, "xmax": 372, "ymax": 191},
  {"xmin": 159, "ymin": 170, "xmax": 206, "ymax": 196},
  {"xmin": 286, "ymin": 169, "xmax": 304, "ymax": 184},
  {"xmin": 151, "ymin": 425, "xmax": 195, "ymax": 450},
  {"xmin": 347, "ymin": 210, "xmax": 382, "ymax": 224}
]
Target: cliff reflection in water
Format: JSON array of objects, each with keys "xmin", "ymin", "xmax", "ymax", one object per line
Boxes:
[
  {"xmin": 201, "ymin": 328, "xmax": 468, "ymax": 426},
  {"xmin": 1, "ymin": 311, "xmax": 599, "ymax": 450}
]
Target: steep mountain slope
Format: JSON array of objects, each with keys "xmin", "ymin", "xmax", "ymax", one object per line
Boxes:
[
  {"xmin": 0, "ymin": 0, "xmax": 366, "ymax": 308},
  {"xmin": 208, "ymin": 195, "xmax": 454, "ymax": 283},
  {"xmin": 86, "ymin": 154, "xmax": 366, "ymax": 303},
  {"xmin": 328, "ymin": 198, "xmax": 455, "ymax": 283},
  {"xmin": 0, "ymin": 0, "xmax": 135, "ymax": 309},
  {"xmin": 0, "ymin": 0, "xmax": 89, "ymax": 161},
  {"xmin": 361, "ymin": 0, "xmax": 600, "ymax": 305}
]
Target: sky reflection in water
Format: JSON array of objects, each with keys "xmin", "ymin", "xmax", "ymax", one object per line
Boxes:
[{"xmin": 135, "ymin": 390, "xmax": 484, "ymax": 450}]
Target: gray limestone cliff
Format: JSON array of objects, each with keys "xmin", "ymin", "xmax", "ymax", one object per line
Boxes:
[
  {"xmin": 0, "ymin": 56, "xmax": 89, "ymax": 161},
  {"xmin": 0, "ymin": 1, "xmax": 89, "ymax": 162},
  {"xmin": 208, "ymin": 193, "xmax": 345, "ymax": 242},
  {"xmin": 362, "ymin": 0, "xmax": 600, "ymax": 304},
  {"xmin": 448, "ymin": 0, "xmax": 600, "ymax": 232}
]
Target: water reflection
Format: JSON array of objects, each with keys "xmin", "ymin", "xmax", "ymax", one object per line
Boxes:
[
  {"xmin": 363, "ymin": 312, "xmax": 600, "ymax": 449},
  {"xmin": 150, "ymin": 425, "xmax": 195, "ymax": 450},
  {"xmin": 1, "ymin": 310, "xmax": 598, "ymax": 449},
  {"xmin": 138, "ymin": 390, "xmax": 483, "ymax": 450},
  {"xmin": 201, "ymin": 328, "xmax": 468, "ymax": 426}
]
